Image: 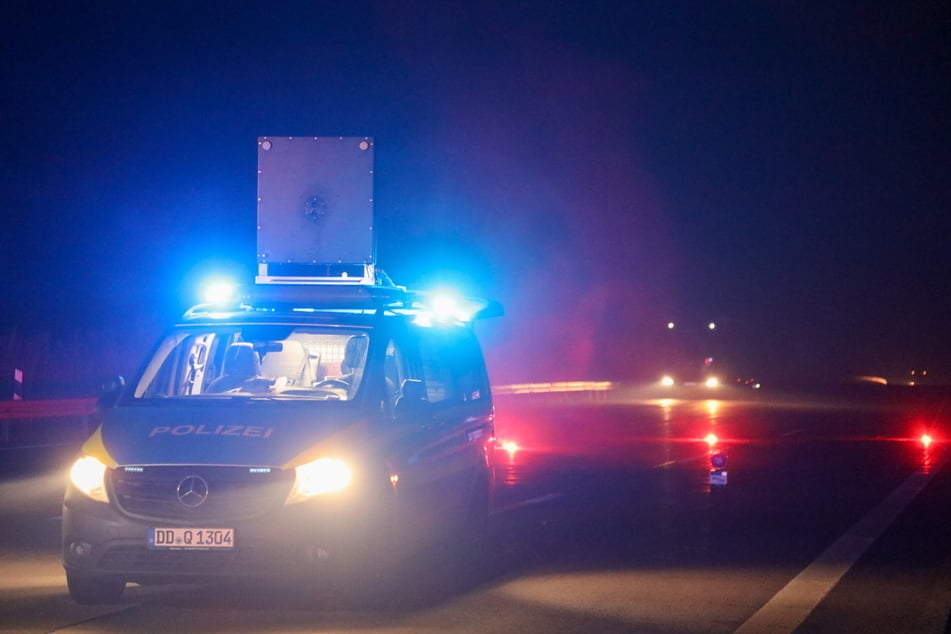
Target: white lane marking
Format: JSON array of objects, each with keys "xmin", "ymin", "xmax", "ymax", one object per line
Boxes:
[
  {"xmin": 491, "ymin": 493, "xmax": 563, "ymax": 515},
  {"xmin": 736, "ymin": 454, "xmax": 948, "ymax": 633}
]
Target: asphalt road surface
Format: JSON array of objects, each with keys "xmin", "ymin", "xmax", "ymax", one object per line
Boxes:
[{"xmin": 2, "ymin": 385, "xmax": 950, "ymax": 633}]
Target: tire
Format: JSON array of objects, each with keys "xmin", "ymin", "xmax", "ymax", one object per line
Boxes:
[{"xmin": 66, "ymin": 571, "xmax": 126, "ymax": 604}]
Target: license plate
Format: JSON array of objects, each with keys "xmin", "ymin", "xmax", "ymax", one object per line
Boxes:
[{"xmin": 148, "ymin": 527, "xmax": 234, "ymax": 550}]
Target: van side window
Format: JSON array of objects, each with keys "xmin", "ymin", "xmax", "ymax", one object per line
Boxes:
[
  {"xmin": 384, "ymin": 339, "xmax": 406, "ymax": 409},
  {"xmin": 417, "ymin": 330, "xmax": 488, "ymax": 406}
]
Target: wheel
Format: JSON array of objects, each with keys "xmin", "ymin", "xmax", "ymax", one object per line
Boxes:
[{"xmin": 66, "ymin": 571, "xmax": 126, "ymax": 604}]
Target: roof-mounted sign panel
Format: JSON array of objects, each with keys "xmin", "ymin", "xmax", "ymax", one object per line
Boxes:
[{"xmin": 256, "ymin": 136, "xmax": 374, "ymax": 284}]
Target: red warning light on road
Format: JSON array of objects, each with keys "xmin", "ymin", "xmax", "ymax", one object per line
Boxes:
[
  {"xmin": 920, "ymin": 434, "xmax": 933, "ymax": 448},
  {"xmin": 499, "ymin": 440, "xmax": 519, "ymax": 457}
]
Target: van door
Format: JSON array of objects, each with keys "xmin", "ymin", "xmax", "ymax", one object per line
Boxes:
[{"xmin": 386, "ymin": 327, "xmax": 494, "ymax": 544}]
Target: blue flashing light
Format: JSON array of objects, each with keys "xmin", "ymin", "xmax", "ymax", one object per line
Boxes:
[
  {"xmin": 202, "ymin": 278, "xmax": 239, "ymax": 304},
  {"xmin": 431, "ymin": 293, "xmax": 462, "ymax": 322},
  {"xmin": 185, "ymin": 278, "xmax": 502, "ymax": 324},
  {"xmin": 413, "ymin": 290, "xmax": 494, "ymax": 326}
]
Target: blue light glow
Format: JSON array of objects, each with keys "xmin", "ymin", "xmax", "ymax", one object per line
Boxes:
[
  {"xmin": 202, "ymin": 278, "xmax": 238, "ymax": 304},
  {"xmin": 430, "ymin": 293, "xmax": 461, "ymax": 321}
]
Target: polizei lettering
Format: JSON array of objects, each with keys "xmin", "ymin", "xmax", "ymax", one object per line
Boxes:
[{"xmin": 149, "ymin": 425, "xmax": 274, "ymax": 438}]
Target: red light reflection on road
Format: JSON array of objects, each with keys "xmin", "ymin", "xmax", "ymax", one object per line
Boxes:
[
  {"xmin": 496, "ymin": 438, "xmax": 523, "ymax": 487},
  {"xmin": 500, "ymin": 440, "xmax": 520, "ymax": 457},
  {"xmin": 919, "ymin": 433, "xmax": 936, "ymax": 474},
  {"xmin": 849, "ymin": 430, "xmax": 943, "ymax": 475},
  {"xmin": 492, "ymin": 397, "xmax": 754, "ymax": 492},
  {"xmin": 920, "ymin": 446, "xmax": 933, "ymax": 474},
  {"xmin": 900, "ymin": 427, "xmax": 942, "ymax": 474}
]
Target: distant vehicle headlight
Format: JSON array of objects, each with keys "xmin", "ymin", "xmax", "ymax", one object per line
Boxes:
[
  {"xmin": 69, "ymin": 456, "xmax": 109, "ymax": 503},
  {"xmin": 661, "ymin": 375, "xmax": 675, "ymax": 387},
  {"xmin": 287, "ymin": 457, "xmax": 353, "ymax": 503},
  {"xmin": 704, "ymin": 376, "xmax": 720, "ymax": 388}
]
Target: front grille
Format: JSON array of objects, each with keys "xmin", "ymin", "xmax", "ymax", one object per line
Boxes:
[
  {"xmin": 111, "ymin": 466, "xmax": 295, "ymax": 521},
  {"xmin": 97, "ymin": 544, "xmax": 287, "ymax": 575}
]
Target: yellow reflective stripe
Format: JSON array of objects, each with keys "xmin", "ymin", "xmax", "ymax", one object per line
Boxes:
[{"xmin": 80, "ymin": 426, "xmax": 118, "ymax": 467}]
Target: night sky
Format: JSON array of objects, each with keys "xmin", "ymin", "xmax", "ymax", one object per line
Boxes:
[{"xmin": 1, "ymin": 1, "xmax": 949, "ymax": 386}]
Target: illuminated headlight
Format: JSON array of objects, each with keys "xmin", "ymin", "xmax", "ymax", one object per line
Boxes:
[
  {"xmin": 661, "ymin": 375, "xmax": 675, "ymax": 387},
  {"xmin": 705, "ymin": 376, "xmax": 720, "ymax": 388},
  {"xmin": 286, "ymin": 457, "xmax": 352, "ymax": 504},
  {"xmin": 69, "ymin": 456, "xmax": 109, "ymax": 503}
]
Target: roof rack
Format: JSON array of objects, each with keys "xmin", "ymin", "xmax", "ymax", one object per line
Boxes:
[{"xmin": 255, "ymin": 262, "xmax": 383, "ymax": 286}]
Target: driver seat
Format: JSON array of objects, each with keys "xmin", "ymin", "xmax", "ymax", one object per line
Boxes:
[{"xmin": 206, "ymin": 342, "xmax": 260, "ymax": 392}]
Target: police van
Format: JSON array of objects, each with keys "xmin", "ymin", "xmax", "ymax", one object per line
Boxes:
[{"xmin": 62, "ymin": 137, "xmax": 502, "ymax": 603}]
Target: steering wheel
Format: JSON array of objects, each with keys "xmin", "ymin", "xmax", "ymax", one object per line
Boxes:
[{"xmin": 313, "ymin": 379, "xmax": 350, "ymax": 391}]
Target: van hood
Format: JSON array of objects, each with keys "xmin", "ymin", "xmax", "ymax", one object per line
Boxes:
[{"xmin": 93, "ymin": 401, "xmax": 369, "ymax": 468}]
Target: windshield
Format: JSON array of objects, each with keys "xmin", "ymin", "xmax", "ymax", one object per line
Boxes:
[{"xmin": 133, "ymin": 325, "xmax": 369, "ymax": 401}]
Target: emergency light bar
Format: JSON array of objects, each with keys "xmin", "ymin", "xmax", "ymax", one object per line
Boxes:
[
  {"xmin": 185, "ymin": 282, "xmax": 503, "ymax": 323},
  {"xmin": 248, "ymin": 282, "xmax": 407, "ymax": 310}
]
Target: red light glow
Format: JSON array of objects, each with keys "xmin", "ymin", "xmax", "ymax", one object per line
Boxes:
[
  {"xmin": 500, "ymin": 440, "xmax": 520, "ymax": 457},
  {"xmin": 704, "ymin": 433, "xmax": 718, "ymax": 447},
  {"xmin": 920, "ymin": 434, "xmax": 933, "ymax": 448}
]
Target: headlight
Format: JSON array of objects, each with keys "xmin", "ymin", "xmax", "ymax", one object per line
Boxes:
[
  {"xmin": 286, "ymin": 457, "xmax": 352, "ymax": 504},
  {"xmin": 705, "ymin": 376, "xmax": 720, "ymax": 388},
  {"xmin": 69, "ymin": 456, "xmax": 109, "ymax": 503},
  {"xmin": 661, "ymin": 375, "xmax": 675, "ymax": 387}
]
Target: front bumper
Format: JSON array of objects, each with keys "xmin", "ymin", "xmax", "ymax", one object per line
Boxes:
[{"xmin": 63, "ymin": 483, "xmax": 390, "ymax": 584}]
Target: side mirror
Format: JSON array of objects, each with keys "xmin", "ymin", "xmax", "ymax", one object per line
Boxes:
[
  {"xmin": 395, "ymin": 379, "xmax": 431, "ymax": 423},
  {"xmin": 97, "ymin": 376, "xmax": 125, "ymax": 409}
]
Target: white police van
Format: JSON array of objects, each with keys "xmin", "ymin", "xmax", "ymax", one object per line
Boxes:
[{"xmin": 62, "ymin": 137, "xmax": 502, "ymax": 603}]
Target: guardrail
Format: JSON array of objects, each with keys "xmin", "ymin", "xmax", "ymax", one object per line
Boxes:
[
  {"xmin": 493, "ymin": 381, "xmax": 614, "ymax": 396},
  {"xmin": 0, "ymin": 398, "xmax": 96, "ymax": 447},
  {"xmin": 492, "ymin": 381, "xmax": 616, "ymax": 406},
  {"xmin": 0, "ymin": 399, "xmax": 96, "ymax": 420}
]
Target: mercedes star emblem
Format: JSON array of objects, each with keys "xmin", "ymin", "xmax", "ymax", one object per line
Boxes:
[{"xmin": 176, "ymin": 475, "xmax": 210, "ymax": 508}]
